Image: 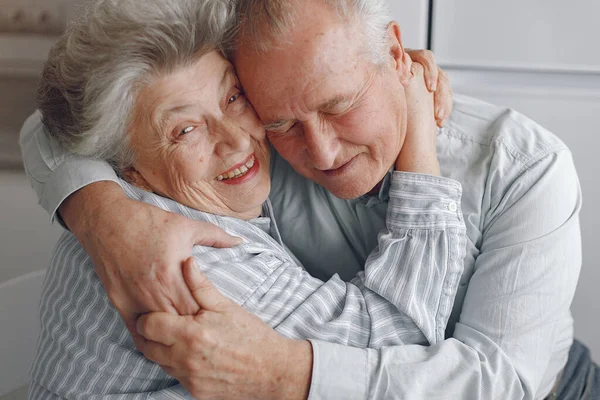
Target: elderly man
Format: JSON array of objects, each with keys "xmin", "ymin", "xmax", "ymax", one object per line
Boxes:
[{"xmin": 21, "ymin": 1, "xmax": 592, "ymax": 400}]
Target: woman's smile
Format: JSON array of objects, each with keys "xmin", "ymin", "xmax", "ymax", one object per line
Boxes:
[{"xmin": 216, "ymin": 153, "xmax": 259, "ymax": 184}]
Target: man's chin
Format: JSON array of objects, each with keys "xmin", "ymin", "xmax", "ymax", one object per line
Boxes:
[{"xmin": 320, "ymin": 179, "xmax": 377, "ymax": 200}]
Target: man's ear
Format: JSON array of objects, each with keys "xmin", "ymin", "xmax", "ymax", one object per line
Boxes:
[
  {"xmin": 386, "ymin": 21, "xmax": 411, "ymax": 86},
  {"xmin": 122, "ymin": 167, "xmax": 154, "ymax": 193}
]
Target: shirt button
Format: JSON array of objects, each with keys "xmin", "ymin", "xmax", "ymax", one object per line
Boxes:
[{"xmin": 447, "ymin": 202, "xmax": 458, "ymax": 212}]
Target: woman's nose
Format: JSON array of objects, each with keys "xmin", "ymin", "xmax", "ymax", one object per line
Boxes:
[{"xmin": 212, "ymin": 118, "xmax": 252, "ymax": 155}]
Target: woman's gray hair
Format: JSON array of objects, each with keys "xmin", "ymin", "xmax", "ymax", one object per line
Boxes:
[
  {"xmin": 37, "ymin": 0, "xmax": 235, "ymax": 170},
  {"xmin": 230, "ymin": 0, "xmax": 391, "ymax": 65}
]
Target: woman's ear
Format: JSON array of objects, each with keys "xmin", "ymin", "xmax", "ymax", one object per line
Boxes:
[
  {"xmin": 122, "ymin": 167, "xmax": 154, "ymax": 192},
  {"xmin": 386, "ymin": 21, "xmax": 412, "ymax": 86}
]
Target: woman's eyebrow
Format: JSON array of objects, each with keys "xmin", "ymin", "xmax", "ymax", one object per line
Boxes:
[
  {"xmin": 263, "ymin": 119, "xmax": 293, "ymax": 131},
  {"xmin": 220, "ymin": 65, "xmax": 235, "ymax": 90}
]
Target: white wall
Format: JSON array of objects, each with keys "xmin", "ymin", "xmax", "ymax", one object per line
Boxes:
[
  {"xmin": 386, "ymin": 0, "xmax": 429, "ymax": 49},
  {"xmin": 0, "ymin": 171, "xmax": 63, "ymax": 284}
]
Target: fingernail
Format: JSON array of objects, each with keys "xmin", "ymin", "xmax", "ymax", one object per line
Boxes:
[
  {"xmin": 430, "ymin": 80, "xmax": 437, "ymax": 91},
  {"xmin": 234, "ymin": 236, "xmax": 244, "ymax": 245},
  {"xmin": 437, "ymin": 108, "xmax": 445, "ymax": 120}
]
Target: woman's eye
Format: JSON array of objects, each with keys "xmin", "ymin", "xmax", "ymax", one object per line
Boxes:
[
  {"xmin": 180, "ymin": 126, "xmax": 195, "ymax": 135},
  {"xmin": 228, "ymin": 93, "xmax": 242, "ymax": 104}
]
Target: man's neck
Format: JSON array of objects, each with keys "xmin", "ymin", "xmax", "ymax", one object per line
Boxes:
[
  {"xmin": 368, "ymin": 181, "xmax": 384, "ymax": 196},
  {"xmin": 366, "ymin": 165, "xmax": 395, "ymax": 197}
]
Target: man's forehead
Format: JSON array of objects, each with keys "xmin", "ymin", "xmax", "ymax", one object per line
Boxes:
[
  {"xmin": 235, "ymin": 30, "xmax": 362, "ymax": 92},
  {"xmin": 233, "ymin": 0, "xmax": 362, "ymax": 71},
  {"xmin": 233, "ymin": 0, "xmax": 345, "ymax": 54}
]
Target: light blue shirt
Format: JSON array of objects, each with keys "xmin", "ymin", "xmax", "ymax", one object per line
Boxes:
[{"xmin": 20, "ymin": 95, "xmax": 582, "ymax": 399}]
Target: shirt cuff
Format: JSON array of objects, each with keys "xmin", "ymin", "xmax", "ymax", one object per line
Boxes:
[
  {"xmin": 387, "ymin": 172, "xmax": 463, "ymax": 230},
  {"xmin": 41, "ymin": 156, "xmax": 120, "ymax": 226},
  {"xmin": 308, "ymin": 340, "xmax": 367, "ymax": 400}
]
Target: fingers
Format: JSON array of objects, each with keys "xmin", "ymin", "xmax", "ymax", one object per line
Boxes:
[
  {"xmin": 161, "ymin": 270, "xmax": 201, "ymax": 316},
  {"xmin": 138, "ymin": 339, "xmax": 175, "ymax": 369},
  {"xmin": 118, "ymin": 308, "xmax": 148, "ymax": 350},
  {"xmin": 137, "ymin": 312, "xmax": 188, "ymax": 346},
  {"xmin": 406, "ymin": 49, "xmax": 438, "ymax": 91},
  {"xmin": 410, "ymin": 61, "xmax": 425, "ymax": 78},
  {"xmin": 434, "ymin": 67, "xmax": 453, "ymax": 127},
  {"xmin": 192, "ymin": 221, "xmax": 243, "ymax": 249},
  {"xmin": 183, "ymin": 258, "xmax": 231, "ymax": 311}
]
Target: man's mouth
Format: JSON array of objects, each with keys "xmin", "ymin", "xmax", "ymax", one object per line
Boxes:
[
  {"xmin": 217, "ymin": 155, "xmax": 256, "ymax": 181},
  {"xmin": 322, "ymin": 155, "xmax": 359, "ymax": 177}
]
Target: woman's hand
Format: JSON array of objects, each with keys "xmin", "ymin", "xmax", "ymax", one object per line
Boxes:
[
  {"xmin": 396, "ymin": 62, "xmax": 441, "ymax": 176},
  {"xmin": 60, "ymin": 181, "xmax": 243, "ymax": 349},
  {"xmin": 137, "ymin": 258, "xmax": 312, "ymax": 400},
  {"xmin": 405, "ymin": 49, "xmax": 452, "ymax": 127}
]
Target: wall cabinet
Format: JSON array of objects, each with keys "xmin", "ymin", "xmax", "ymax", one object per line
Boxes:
[{"xmin": 432, "ymin": 0, "xmax": 600, "ymax": 72}]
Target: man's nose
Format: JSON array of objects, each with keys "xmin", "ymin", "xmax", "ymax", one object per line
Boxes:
[{"xmin": 303, "ymin": 121, "xmax": 339, "ymax": 170}]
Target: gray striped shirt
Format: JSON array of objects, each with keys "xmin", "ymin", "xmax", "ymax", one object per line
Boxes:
[{"xmin": 29, "ymin": 172, "xmax": 465, "ymax": 399}]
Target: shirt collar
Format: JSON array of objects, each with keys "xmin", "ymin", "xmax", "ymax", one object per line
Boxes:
[{"xmin": 358, "ymin": 166, "xmax": 394, "ymax": 207}]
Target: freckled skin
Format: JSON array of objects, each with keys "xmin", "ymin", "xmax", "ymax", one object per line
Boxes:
[
  {"xmin": 125, "ymin": 51, "xmax": 271, "ymax": 220},
  {"xmin": 233, "ymin": 0, "xmax": 412, "ymax": 199}
]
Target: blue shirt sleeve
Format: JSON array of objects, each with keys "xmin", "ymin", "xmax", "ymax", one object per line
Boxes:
[{"xmin": 19, "ymin": 111, "xmax": 120, "ymax": 224}]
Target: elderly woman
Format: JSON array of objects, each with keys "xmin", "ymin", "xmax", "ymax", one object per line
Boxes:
[{"xmin": 29, "ymin": 0, "xmax": 465, "ymax": 398}]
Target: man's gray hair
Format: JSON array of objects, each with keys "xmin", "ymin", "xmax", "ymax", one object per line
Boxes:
[
  {"xmin": 37, "ymin": 0, "xmax": 234, "ymax": 170},
  {"xmin": 231, "ymin": 0, "xmax": 392, "ymax": 64}
]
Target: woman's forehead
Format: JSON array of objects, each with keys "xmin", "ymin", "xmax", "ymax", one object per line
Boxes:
[{"xmin": 136, "ymin": 52, "xmax": 235, "ymax": 122}]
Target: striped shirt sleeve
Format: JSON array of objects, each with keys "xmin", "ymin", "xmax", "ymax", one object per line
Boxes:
[{"xmin": 29, "ymin": 174, "xmax": 465, "ymax": 399}]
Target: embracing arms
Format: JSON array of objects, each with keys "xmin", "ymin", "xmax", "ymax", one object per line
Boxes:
[{"xmin": 20, "ymin": 50, "xmax": 450, "ymax": 343}]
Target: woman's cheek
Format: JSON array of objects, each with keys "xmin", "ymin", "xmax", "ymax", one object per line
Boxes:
[{"xmin": 242, "ymin": 110, "xmax": 266, "ymax": 140}]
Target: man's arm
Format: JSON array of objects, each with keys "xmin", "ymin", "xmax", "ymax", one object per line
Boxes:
[
  {"xmin": 310, "ymin": 149, "xmax": 582, "ymax": 400},
  {"xmin": 19, "ymin": 111, "xmax": 120, "ymax": 223}
]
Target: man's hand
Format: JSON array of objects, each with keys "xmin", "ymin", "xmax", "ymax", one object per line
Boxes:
[
  {"xmin": 405, "ymin": 49, "xmax": 452, "ymax": 127},
  {"xmin": 397, "ymin": 62, "xmax": 441, "ymax": 176},
  {"xmin": 137, "ymin": 258, "xmax": 313, "ymax": 400},
  {"xmin": 59, "ymin": 181, "xmax": 243, "ymax": 348}
]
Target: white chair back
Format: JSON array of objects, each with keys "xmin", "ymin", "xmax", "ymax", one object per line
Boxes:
[{"xmin": 0, "ymin": 270, "xmax": 46, "ymax": 397}]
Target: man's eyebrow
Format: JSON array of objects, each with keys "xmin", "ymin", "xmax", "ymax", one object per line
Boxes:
[
  {"xmin": 263, "ymin": 95, "xmax": 353, "ymax": 130},
  {"xmin": 263, "ymin": 120, "xmax": 291, "ymax": 131},
  {"xmin": 317, "ymin": 95, "xmax": 352, "ymax": 111}
]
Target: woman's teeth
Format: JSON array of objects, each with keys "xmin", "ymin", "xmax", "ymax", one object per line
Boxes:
[{"xmin": 217, "ymin": 156, "xmax": 256, "ymax": 181}]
